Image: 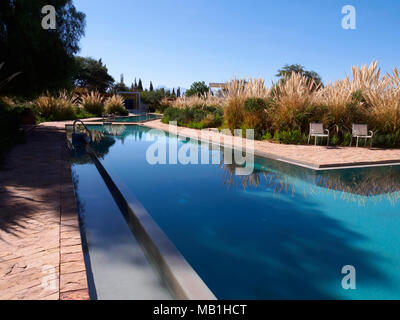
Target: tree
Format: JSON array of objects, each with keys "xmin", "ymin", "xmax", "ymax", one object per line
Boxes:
[
  {"xmin": 141, "ymin": 88, "xmax": 168, "ymax": 112},
  {"xmin": 0, "ymin": 0, "xmax": 86, "ymax": 97},
  {"xmin": 110, "ymin": 74, "xmax": 129, "ymax": 93},
  {"xmin": 138, "ymin": 78, "xmax": 143, "ymax": 91},
  {"xmin": 276, "ymin": 64, "xmax": 323, "ymax": 87},
  {"xmin": 73, "ymin": 57, "xmax": 114, "ymax": 93},
  {"xmin": 149, "ymin": 81, "xmax": 154, "ymax": 91},
  {"xmin": 177, "ymin": 87, "xmax": 181, "ymax": 97},
  {"xmin": 185, "ymin": 81, "xmax": 209, "ymax": 97}
]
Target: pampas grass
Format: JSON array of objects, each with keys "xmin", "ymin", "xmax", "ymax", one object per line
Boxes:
[
  {"xmin": 169, "ymin": 94, "xmax": 224, "ymax": 109},
  {"xmin": 161, "ymin": 61, "xmax": 400, "ymax": 144},
  {"xmin": 34, "ymin": 91, "xmax": 76, "ymax": 120},
  {"xmin": 80, "ymin": 91, "xmax": 104, "ymax": 116},
  {"xmin": 271, "ymin": 72, "xmax": 317, "ymax": 131},
  {"xmin": 105, "ymin": 95, "xmax": 128, "ymax": 116}
]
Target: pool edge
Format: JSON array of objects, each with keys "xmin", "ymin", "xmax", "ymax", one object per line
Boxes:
[
  {"xmin": 85, "ymin": 144, "xmax": 217, "ymax": 301},
  {"xmin": 139, "ymin": 122, "xmax": 400, "ymax": 171}
]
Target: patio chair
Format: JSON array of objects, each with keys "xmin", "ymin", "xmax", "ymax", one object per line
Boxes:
[
  {"xmin": 351, "ymin": 124, "xmax": 374, "ymax": 148},
  {"xmin": 308, "ymin": 123, "xmax": 329, "ymax": 146}
]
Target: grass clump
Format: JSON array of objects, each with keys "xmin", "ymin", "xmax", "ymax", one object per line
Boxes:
[
  {"xmin": 80, "ymin": 91, "xmax": 104, "ymax": 116},
  {"xmin": 33, "ymin": 92, "xmax": 77, "ymax": 121},
  {"xmin": 104, "ymin": 95, "xmax": 128, "ymax": 116}
]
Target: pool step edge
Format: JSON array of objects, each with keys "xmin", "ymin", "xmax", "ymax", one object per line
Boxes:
[{"xmin": 86, "ymin": 144, "xmax": 217, "ymax": 301}]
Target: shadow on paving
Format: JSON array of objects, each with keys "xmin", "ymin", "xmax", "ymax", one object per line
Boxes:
[{"xmin": 0, "ymin": 125, "xmax": 71, "ymax": 238}]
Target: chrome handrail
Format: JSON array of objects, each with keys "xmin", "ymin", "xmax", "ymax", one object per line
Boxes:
[{"xmin": 73, "ymin": 119, "xmax": 92, "ymax": 142}]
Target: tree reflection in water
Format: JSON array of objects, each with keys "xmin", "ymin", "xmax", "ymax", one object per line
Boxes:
[{"xmin": 221, "ymin": 151, "xmax": 400, "ymax": 206}]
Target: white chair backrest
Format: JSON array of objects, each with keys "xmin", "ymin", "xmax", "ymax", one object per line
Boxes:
[
  {"xmin": 352, "ymin": 124, "xmax": 368, "ymax": 136},
  {"xmin": 310, "ymin": 123, "xmax": 324, "ymax": 134}
]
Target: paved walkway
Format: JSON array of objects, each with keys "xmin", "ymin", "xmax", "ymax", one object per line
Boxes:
[
  {"xmin": 0, "ymin": 124, "xmax": 89, "ymax": 300},
  {"xmin": 143, "ymin": 120, "xmax": 400, "ymax": 169}
]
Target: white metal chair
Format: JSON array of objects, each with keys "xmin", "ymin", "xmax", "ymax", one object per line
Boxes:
[
  {"xmin": 351, "ymin": 124, "xmax": 373, "ymax": 147},
  {"xmin": 308, "ymin": 123, "xmax": 329, "ymax": 146}
]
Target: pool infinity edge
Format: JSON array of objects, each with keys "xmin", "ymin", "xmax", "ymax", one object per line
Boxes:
[{"xmin": 85, "ymin": 144, "xmax": 217, "ymax": 300}]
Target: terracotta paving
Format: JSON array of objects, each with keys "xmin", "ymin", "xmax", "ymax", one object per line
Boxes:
[
  {"xmin": 0, "ymin": 124, "xmax": 89, "ymax": 300},
  {"xmin": 1, "ymin": 117, "xmax": 395, "ymax": 300},
  {"xmin": 142, "ymin": 120, "xmax": 400, "ymax": 169}
]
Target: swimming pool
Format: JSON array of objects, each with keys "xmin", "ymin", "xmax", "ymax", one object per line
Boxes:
[
  {"xmin": 109, "ymin": 114, "xmax": 161, "ymax": 122},
  {"xmin": 70, "ymin": 124, "xmax": 400, "ymax": 299}
]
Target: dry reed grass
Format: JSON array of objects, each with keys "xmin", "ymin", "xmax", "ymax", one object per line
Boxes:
[
  {"xmin": 161, "ymin": 61, "xmax": 400, "ymax": 139},
  {"xmin": 80, "ymin": 91, "xmax": 104, "ymax": 116}
]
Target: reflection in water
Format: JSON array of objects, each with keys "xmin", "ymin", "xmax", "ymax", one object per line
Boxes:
[
  {"xmin": 221, "ymin": 153, "xmax": 400, "ymax": 205},
  {"xmin": 69, "ymin": 124, "xmax": 400, "ymax": 206},
  {"xmin": 70, "ymin": 124, "xmax": 400, "ymax": 299}
]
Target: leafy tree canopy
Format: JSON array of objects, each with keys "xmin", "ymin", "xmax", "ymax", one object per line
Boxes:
[
  {"xmin": 73, "ymin": 56, "xmax": 114, "ymax": 93},
  {"xmin": 185, "ymin": 81, "xmax": 209, "ymax": 97},
  {"xmin": 276, "ymin": 64, "xmax": 323, "ymax": 87},
  {"xmin": 0, "ymin": 0, "xmax": 86, "ymax": 97}
]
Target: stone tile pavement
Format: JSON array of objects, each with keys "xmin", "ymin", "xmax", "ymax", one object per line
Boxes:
[
  {"xmin": 0, "ymin": 124, "xmax": 89, "ymax": 300},
  {"xmin": 143, "ymin": 120, "xmax": 400, "ymax": 169}
]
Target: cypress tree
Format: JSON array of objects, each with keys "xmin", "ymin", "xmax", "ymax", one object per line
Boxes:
[{"xmin": 150, "ymin": 81, "xmax": 154, "ymax": 91}]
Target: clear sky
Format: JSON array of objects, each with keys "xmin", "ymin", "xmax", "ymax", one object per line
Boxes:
[{"xmin": 74, "ymin": 0, "xmax": 400, "ymax": 90}]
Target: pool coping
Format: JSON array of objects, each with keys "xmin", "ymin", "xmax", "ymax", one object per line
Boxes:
[
  {"xmin": 138, "ymin": 122, "xmax": 400, "ymax": 171},
  {"xmin": 71, "ymin": 121, "xmax": 400, "ymax": 170},
  {"xmin": 0, "ymin": 124, "xmax": 90, "ymax": 300},
  {"xmin": 82, "ymin": 143, "xmax": 216, "ymax": 300},
  {"xmin": 71, "ymin": 119, "xmax": 400, "ymax": 171}
]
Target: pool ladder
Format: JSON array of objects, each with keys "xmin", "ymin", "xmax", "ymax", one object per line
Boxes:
[{"xmin": 72, "ymin": 120, "xmax": 92, "ymax": 147}]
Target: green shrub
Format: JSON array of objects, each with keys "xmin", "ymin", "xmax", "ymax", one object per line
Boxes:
[
  {"xmin": 278, "ymin": 129, "xmax": 306, "ymax": 145},
  {"xmin": 105, "ymin": 95, "xmax": 128, "ymax": 116},
  {"xmin": 224, "ymin": 97, "xmax": 245, "ymax": 134},
  {"xmin": 75, "ymin": 107, "xmax": 95, "ymax": 119},
  {"xmin": 141, "ymin": 90, "xmax": 167, "ymax": 112},
  {"xmin": 243, "ymin": 98, "xmax": 270, "ymax": 139},
  {"xmin": 343, "ymin": 133, "xmax": 352, "ymax": 146},
  {"xmin": 261, "ymin": 132, "xmax": 273, "ymax": 141},
  {"xmin": 0, "ymin": 97, "xmax": 25, "ymax": 161},
  {"xmin": 273, "ymin": 131, "xmax": 280, "ymax": 142},
  {"xmin": 330, "ymin": 135, "xmax": 340, "ymax": 146},
  {"xmin": 372, "ymin": 131, "xmax": 400, "ymax": 148},
  {"xmin": 187, "ymin": 121, "xmax": 206, "ymax": 129},
  {"xmin": 162, "ymin": 106, "xmax": 223, "ymax": 128}
]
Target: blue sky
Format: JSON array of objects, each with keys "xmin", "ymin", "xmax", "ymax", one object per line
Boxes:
[{"xmin": 74, "ymin": 0, "xmax": 400, "ymax": 90}]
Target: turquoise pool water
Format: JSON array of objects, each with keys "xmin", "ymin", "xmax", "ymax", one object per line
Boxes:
[{"xmin": 71, "ymin": 125, "xmax": 400, "ymax": 299}]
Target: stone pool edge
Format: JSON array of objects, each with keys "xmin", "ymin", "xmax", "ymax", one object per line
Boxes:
[
  {"xmin": 60, "ymin": 136, "xmax": 90, "ymax": 300},
  {"xmin": 85, "ymin": 144, "xmax": 216, "ymax": 300},
  {"xmin": 140, "ymin": 121, "xmax": 400, "ymax": 171}
]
